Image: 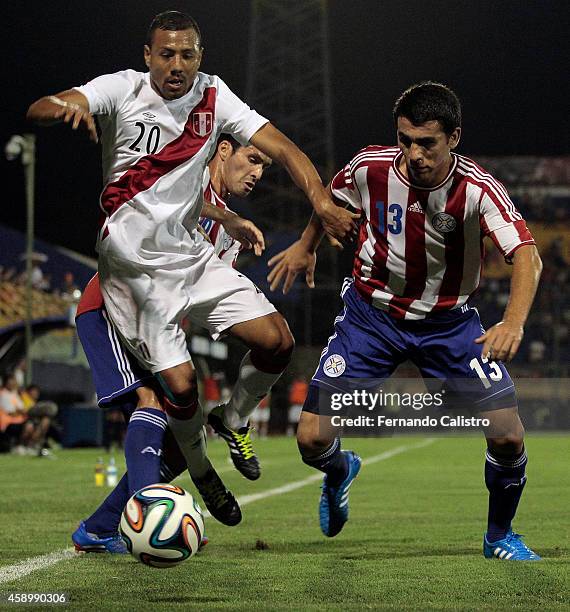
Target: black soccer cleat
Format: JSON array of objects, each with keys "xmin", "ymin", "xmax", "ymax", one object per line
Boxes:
[
  {"xmin": 208, "ymin": 406, "xmax": 260, "ymax": 480},
  {"xmin": 192, "ymin": 467, "xmax": 242, "ymax": 527}
]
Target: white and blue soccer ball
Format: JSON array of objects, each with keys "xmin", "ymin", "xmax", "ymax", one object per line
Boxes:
[{"xmin": 119, "ymin": 484, "xmax": 204, "ymax": 568}]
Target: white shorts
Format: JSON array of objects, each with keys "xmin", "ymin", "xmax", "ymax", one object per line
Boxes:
[{"xmin": 99, "ymin": 237, "xmax": 276, "ymax": 373}]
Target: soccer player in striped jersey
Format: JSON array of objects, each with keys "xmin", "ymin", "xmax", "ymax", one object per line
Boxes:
[
  {"xmin": 268, "ymin": 82, "xmax": 543, "ymax": 560},
  {"xmin": 71, "ymin": 136, "xmax": 271, "ymax": 552}
]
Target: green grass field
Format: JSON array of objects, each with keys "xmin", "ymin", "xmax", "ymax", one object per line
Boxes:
[{"xmin": 0, "ymin": 434, "xmax": 569, "ymax": 611}]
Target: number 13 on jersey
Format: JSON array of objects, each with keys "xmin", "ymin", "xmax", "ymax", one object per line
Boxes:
[{"xmin": 376, "ymin": 201, "xmax": 403, "ymax": 235}]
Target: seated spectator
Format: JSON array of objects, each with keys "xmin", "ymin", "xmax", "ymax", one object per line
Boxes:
[
  {"xmin": 0, "ymin": 374, "xmax": 34, "ymax": 453},
  {"xmin": 0, "ymin": 374, "xmax": 26, "ymax": 417},
  {"xmin": 0, "ymin": 377, "xmax": 58, "ymax": 456},
  {"xmin": 21, "ymin": 384, "xmax": 59, "ymax": 456}
]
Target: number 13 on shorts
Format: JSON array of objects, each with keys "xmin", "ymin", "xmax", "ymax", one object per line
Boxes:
[{"xmin": 469, "ymin": 356, "xmax": 503, "ymax": 389}]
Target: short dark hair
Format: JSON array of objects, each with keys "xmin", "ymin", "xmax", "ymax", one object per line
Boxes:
[
  {"xmin": 218, "ymin": 134, "xmax": 242, "ymax": 152},
  {"xmin": 393, "ymin": 81, "xmax": 461, "ymax": 135},
  {"xmin": 146, "ymin": 10, "xmax": 202, "ymax": 47}
]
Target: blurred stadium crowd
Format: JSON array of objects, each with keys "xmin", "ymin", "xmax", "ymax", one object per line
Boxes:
[{"xmin": 474, "ymin": 157, "xmax": 569, "ymax": 376}]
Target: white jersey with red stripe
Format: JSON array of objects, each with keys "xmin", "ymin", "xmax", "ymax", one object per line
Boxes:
[
  {"xmin": 331, "ymin": 146, "xmax": 535, "ymax": 320},
  {"xmin": 198, "ymin": 168, "xmax": 241, "ymax": 267},
  {"xmin": 75, "ymin": 69, "xmax": 267, "ymax": 268}
]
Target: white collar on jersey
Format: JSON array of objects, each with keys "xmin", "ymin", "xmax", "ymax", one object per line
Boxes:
[
  {"xmin": 393, "ymin": 152, "xmax": 458, "ymax": 192},
  {"xmin": 144, "ymin": 71, "xmax": 200, "ymax": 106}
]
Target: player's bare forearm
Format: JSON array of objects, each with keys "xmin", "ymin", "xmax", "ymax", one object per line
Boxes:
[
  {"xmin": 299, "ymin": 182, "xmax": 360, "ymax": 251},
  {"xmin": 200, "ymin": 201, "xmax": 227, "ymax": 223},
  {"xmin": 200, "ymin": 201, "xmax": 265, "ymax": 256},
  {"xmin": 475, "ymin": 244, "xmax": 542, "ymax": 361},
  {"xmin": 250, "ymin": 124, "xmax": 326, "ymax": 206},
  {"xmin": 503, "ymin": 244, "xmax": 542, "ymax": 326},
  {"xmin": 27, "ymin": 90, "xmax": 98, "ymax": 142},
  {"xmin": 250, "ymin": 123, "xmax": 359, "ymax": 242},
  {"xmin": 300, "ymin": 212, "xmax": 326, "ymax": 253}
]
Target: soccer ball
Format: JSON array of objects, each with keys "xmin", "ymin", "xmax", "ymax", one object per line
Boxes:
[{"xmin": 119, "ymin": 484, "xmax": 204, "ymax": 568}]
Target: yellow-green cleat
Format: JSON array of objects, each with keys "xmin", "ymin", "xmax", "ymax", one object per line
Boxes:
[{"xmin": 208, "ymin": 406, "xmax": 260, "ymax": 480}]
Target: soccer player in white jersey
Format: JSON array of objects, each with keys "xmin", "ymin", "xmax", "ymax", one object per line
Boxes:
[
  {"xmin": 268, "ymin": 82, "xmax": 543, "ymax": 560},
  {"xmin": 27, "ymin": 11, "xmax": 358, "ymax": 526},
  {"xmin": 198, "ymin": 135, "xmax": 270, "ymax": 267},
  {"xmin": 71, "ymin": 136, "xmax": 271, "ymax": 552}
]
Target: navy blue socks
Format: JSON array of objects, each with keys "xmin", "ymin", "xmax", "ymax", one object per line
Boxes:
[
  {"xmin": 485, "ymin": 447, "xmax": 527, "ymax": 542},
  {"xmin": 124, "ymin": 408, "xmax": 167, "ymax": 495},
  {"xmin": 84, "ymin": 473, "xmax": 129, "ymax": 537},
  {"xmin": 83, "ymin": 408, "xmax": 167, "ymax": 536},
  {"xmin": 301, "ymin": 437, "xmax": 348, "ymax": 487}
]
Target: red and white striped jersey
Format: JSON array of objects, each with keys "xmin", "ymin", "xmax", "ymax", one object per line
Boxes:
[
  {"xmin": 74, "ymin": 70, "xmax": 267, "ymax": 268},
  {"xmin": 198, "ymin": 168, "xmax": 241, "ymax": 267},
  {"xmin": 331, "ymin": 146, "xmax": 535, "ymax": 320}
]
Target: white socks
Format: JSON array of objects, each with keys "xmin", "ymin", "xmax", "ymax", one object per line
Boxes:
[
  {"xmin": 223, "ymin": 352, "xmax": 283, "ymax": 429},
  {"xmin": 166, "ymin": 409, "xmax": 211, "ymax": 480}
]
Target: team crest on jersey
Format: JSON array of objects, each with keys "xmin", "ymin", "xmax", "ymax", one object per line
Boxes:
[
  {"xmin": 192, "ymin": 111, "xmax": 213, "ymax": 137},
  {"xmin": 431, "ymin": 212, "xmax": 457, "ymax": 234},
  {"xmin": 323, "ymin": 354, "xmax": 346, "ymax": 378}
]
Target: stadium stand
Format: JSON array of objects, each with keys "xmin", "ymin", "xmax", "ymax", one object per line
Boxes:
[{"xmin": 0, "ymin": 279, "xmax": 69, "ymax": 328}]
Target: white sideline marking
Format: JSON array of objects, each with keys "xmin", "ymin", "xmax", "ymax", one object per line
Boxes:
[
  {"xmin": 0, "ymin": 438, "xmax": 434, "ymax": 583},
  {"xmin": 0, "ymin": 548, "xmax": 76, "ymax": 585},
  {"xmin": 211, "ymin": 438, "xmax": 436, "ymax": 514}
]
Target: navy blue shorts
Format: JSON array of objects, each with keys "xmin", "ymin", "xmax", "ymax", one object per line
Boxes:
[
  {"xmin": 305, "ymin": 281, "xmax": 516, "ymax": 414},
  {"xmin": 76, "ymin": 309, "xmax": 153, "ymax": 407}
]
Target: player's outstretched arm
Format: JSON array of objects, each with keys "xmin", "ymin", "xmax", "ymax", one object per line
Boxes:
[
  {"xmin": 475, "ymin": 244, "xmax": 542, "ymax": 362},
  {"xmin": 27, "ymin": 90, "xmax": 98, "ymax": 143},
  {"xmin": 200, "ymin": 201, "xmax": 265, "ymax": 256},
  {"xmin": 249, "ymin": 123, "xmax": 359, "ymax": 244}
]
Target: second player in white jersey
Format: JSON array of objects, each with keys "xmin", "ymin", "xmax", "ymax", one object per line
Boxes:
[{"xmin": 199, "ymin": 167, "xmax": 243, "ymax": 267}]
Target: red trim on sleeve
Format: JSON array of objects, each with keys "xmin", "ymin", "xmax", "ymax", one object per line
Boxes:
[{"xmin": 504, "ymin": 240, "xmax": 536, "ymax": 264}]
